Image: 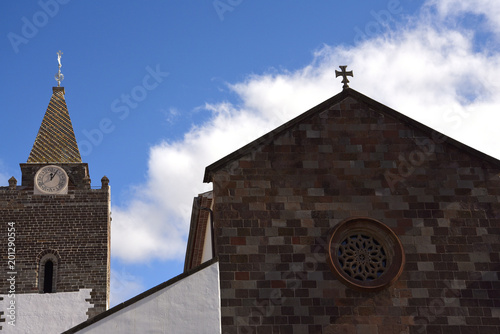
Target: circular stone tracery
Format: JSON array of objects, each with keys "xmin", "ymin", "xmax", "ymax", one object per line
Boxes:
[
  {"xmin": 338, "ymin": 234, "xmax": 387, "ymax": 281},
  {"xmin": 327, "ymin": 217, "xmax": 405, "ymax": 291}
]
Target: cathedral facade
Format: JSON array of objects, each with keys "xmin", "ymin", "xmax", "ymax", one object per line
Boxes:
[{"xmin": 198, "ymin": 87, "xmax": 500, "ymax": 333}]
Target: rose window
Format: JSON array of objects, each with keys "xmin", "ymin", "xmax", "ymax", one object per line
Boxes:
[
  {"xmin": 327, "ymin": 217, "xmax": 405, "ymax": 291},
  {"xmin": 338, "ymin": 234, "xmax": 387, "ymax": 281}
]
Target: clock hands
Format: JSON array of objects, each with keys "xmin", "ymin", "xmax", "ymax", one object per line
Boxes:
[{"xmin": 35, "ymin": 166, "xmax": 68, "ymax": 194}]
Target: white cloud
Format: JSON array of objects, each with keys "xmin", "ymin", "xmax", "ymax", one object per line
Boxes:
[
  {"xmin": 112, "ymin": 103, "xmax": 277, "ymax": 263},
  {"xmin": 163, "ymin": 107, "xmax": 180, "ymax": 124},
  {"xmin": 426, "ymin": 0, "xmax": 500, "ymax": 34},
  {"xmin": 111, "ymin": 0, "xmax": 500, "ymax": 263},
  {"xmin": 110, "ymin": 269, "xmax": 145, "ymax": 307}
]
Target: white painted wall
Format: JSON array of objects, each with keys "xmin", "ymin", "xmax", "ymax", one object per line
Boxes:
[
  {"xmin": 0, "ymin": 289, "xmax": 92, "ymax": 333},
  {"xmin": 76, "ymin": 261, "xmax": 221, "ymax": 334}
]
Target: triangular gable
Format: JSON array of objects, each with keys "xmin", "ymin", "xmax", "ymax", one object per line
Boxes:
[{"xmin": 203, "ymin": 88, "xmax": 500, "ymax": 182}]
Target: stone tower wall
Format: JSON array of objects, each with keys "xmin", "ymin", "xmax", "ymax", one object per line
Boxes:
[{"xmin": 0, "ymin": 183, "xmax": 110, "ymax": 319}]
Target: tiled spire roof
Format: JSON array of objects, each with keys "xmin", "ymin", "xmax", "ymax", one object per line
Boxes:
[{"xmin": 27, "ymin": 87, "xmax": 82, "ymax": 163}]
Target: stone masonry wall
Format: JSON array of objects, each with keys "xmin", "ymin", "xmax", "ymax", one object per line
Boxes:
[
  {"xmin": 0, "ymin": 185, "xmax": 110, "ymax": 319},
  {"xmin": 212, "ymin": 96, "xmax": 500, "ymax": 334}
]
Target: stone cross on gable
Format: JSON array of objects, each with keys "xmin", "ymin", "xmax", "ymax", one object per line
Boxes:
[{"xmin": 335, "ymin": 65, "xmax": 353, "ymax": 90}]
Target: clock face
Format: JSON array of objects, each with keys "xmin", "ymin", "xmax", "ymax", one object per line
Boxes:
[{"xmin": 34, "ymin": 165, "xmax": 68, "ymax": 194}]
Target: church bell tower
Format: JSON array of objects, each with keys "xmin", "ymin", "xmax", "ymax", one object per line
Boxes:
[{"xmin": 0, "ymin": 52, "xmax": 110, "ymax": 333}]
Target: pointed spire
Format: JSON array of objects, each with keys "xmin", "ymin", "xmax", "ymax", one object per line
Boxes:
[
  {"xmin": 28, "ymin": 52, "xmax": 80, "ymax": 163},
  {"xmin": 27, "ymin": 86, "xmax": 82, "ymax": 163}
]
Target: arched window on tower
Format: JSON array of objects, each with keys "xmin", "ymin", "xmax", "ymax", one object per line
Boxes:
[
  {"xmin": 37, "ymin": 251, "xmax": 59, "ymax": 293},
  {"xmin": 44, "ymin": 260, "xmax": 54, "ymax": 293}
]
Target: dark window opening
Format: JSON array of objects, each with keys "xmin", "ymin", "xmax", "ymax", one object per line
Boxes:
[{"xmin": 43, "ymin": 260, "xmax": 54, "ymax": 293}]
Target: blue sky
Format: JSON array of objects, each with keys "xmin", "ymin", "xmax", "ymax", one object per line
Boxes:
[{"xmin": 1, "ymin": 0, "xmax": 499, "ymax": 306}]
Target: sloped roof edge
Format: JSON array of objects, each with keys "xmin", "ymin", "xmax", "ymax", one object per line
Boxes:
[
  {"xmin": 203, "ymin": 88, "xmax": 500, "ymax": 183},
  {"xmin": 62, "ymin": 257, "xmax": 219, "ymax": 334}
]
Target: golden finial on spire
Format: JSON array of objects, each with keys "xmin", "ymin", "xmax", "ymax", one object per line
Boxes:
[{"xmin": 55, "ymin": 50, "xmax": 64, "ymax": 87}]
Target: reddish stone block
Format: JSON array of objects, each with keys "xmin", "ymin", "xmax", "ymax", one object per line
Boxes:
[
  {"xmin": 235, "ymin": 272, "xmax": 250, "ymax": 280},
  {"xmin": 231, "ymin": 237, "xmax": 247, "ymax": 245}
]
